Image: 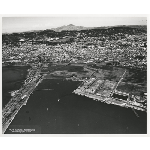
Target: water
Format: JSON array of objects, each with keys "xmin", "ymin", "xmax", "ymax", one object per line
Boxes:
[
  {"xmin": 2, "ymin": 66, "xmax": 30, "ymax": 108},
  {"xmin": 4, "ymin": 79, "xmax": 147, "ymax": 134}
]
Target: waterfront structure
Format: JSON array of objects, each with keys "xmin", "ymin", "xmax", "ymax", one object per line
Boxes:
[
  {"xmin": 73, "ymin": 77, "xmax": 147, "ymax": 112},
  {"xmin": 2, "ymin": 65, "xmax": 45, "ymax": 133}
]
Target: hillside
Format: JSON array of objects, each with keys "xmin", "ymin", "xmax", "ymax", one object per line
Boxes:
[
  {"xmin": 2, "ymin": 25, "xmax": 147, "ymax": 45},
  {"xmin": 51, "ymin": 24, "xmax": 91, "ymax": 32}
]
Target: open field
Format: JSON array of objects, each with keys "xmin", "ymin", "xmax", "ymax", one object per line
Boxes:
[
  {"xmin": 123, "ymin": 68, "xmax": 147, "ymax": 85},
  {"xmin": 87, "ymin": 64, "xmax": 147, "ymax": 87},
  {"xmin": 43, "ymin": 64, "xmax": 90, "ymax": 79},
  {"xmin": 116, "ymin": 82, "xmax": 146, "ymax": 96}
]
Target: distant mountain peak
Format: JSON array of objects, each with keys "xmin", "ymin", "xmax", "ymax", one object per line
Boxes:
[
  {"xmin": 68, "ymin": 24, "xmax": 75, "ymax": 26},
  {"xmin": 51, "ymin": 24, "xmax": 90, "ymax": 32}
]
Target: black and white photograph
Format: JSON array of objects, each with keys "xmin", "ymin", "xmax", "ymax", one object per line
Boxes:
[{"xmin": 1, "ymin": 15, "xmax": 147, "ymax": 134}]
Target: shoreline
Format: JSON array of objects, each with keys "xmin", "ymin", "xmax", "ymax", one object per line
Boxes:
[
  {"xmin": 73, "ymin": 90, "xmax": 146, "ymax": 112},
  {"xmin": 2, "ymin": 65, "xmax": 45, "ymax": 134}
]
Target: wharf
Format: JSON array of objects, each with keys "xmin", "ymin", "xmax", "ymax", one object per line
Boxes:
[
  {"xmin": 2, "ymin": 66, "xmax": 45, "ymax": 134},
  {"xmin": 73, "ymin": 90, "xmax": 146, "ymax": 112}
]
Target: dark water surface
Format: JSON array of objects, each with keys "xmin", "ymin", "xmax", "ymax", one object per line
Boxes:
[
  {"xmin": 5, "ymin": 78, "xmax": 147, "ymax": 134},
  {"xmin": 2, "ymin": 66, "xmax": 30, "ymax": 108}
]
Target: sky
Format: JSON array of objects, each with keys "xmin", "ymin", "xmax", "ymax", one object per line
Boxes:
[{"xmin": 2, "ymin": 16, "xmax": 147, "ymax": 33}]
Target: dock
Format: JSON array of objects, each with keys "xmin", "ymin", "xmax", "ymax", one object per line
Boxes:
[
  {"xmin": 73, "ymin": 89, "xmax": 146, "ymax": 112},
  {"xmin": 73, "ymin": 68, "xmax": 147, "ymax": 112},
  {"xmin": 2, "ymin": 65, "xmax": 45, "ymax": 134}
]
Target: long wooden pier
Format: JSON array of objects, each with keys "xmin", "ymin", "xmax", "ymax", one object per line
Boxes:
[{"xmin": 2, "ymin": 66, "xmax": 44, "ymax": 134}]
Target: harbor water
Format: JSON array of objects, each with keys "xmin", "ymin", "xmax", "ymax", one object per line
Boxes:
[
  {"xmin": 2, "ymin": 66, "xmax": 30, "ymax": 108},
  {"xmin": 3, "ymin": 76, "xmax": 147, "ymax": 134}
]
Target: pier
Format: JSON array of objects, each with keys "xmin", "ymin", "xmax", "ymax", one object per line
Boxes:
[
  {"xmin": 2, "ymin": 65, "xmax": 45, "ymax": 134},
  {"xmin": 73, "ymin": 89, "xmax": 146, "ymax": 112},
  {"xmin": 73, "ymin": 68, "xmax": 147, "ymax": 112}
]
